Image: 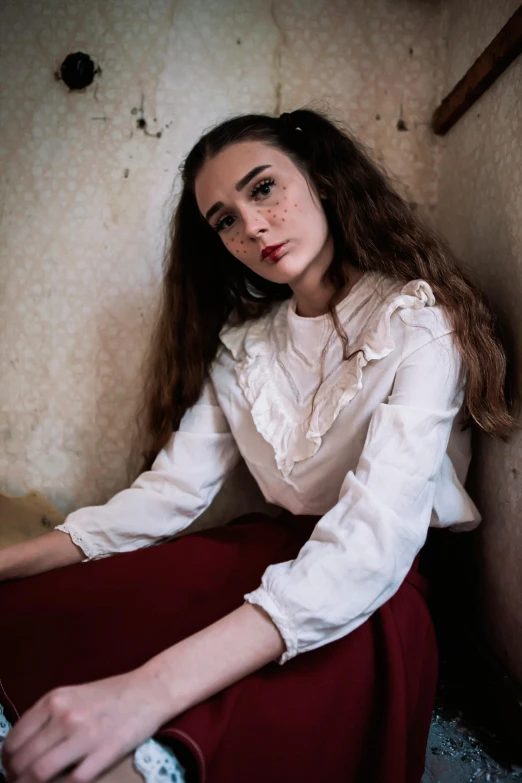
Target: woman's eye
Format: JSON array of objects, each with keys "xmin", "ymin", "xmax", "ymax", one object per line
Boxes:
[
  {"xmin": 213, "ymin": 178, "xmax": 276, "ymax": 233},
  {"xmin": 214, "ymin": 214, "xmax": 234, "ymax": 233},
  {"xmin": 251, "ymin": 178, "xmax": 275, "ymax": 199}
]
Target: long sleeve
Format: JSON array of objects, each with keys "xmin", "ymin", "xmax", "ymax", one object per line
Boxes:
[
  {"xmin": 55, "ymin": 381, "xmax": 240, "ymax": 560},
  {"xmin": 244, "ymin": 331, "xmax": 465, "ymax": 664}
]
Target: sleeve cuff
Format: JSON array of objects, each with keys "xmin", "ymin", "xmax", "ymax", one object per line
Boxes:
[
  {"xmin": 244, "ymin": 587, "xmax": 298, "ymax": 665},
  {"xmin": 54, "ymin": 523, "xmax": 110, "ymax": 562}
]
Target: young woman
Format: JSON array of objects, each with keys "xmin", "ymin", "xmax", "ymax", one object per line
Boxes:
[{"xmin": 0, "ymin": 109, "xmax": 515, "ymax": 783}]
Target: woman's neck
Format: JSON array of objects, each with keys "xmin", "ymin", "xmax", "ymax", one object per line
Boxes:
[{"xmin": 293, "ymin": 265, "xmax": 365, "ymax": 318}]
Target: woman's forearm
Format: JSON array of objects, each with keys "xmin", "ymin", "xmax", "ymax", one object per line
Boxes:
[
  {"xmin": 138, "ymin": 602, "xmax": 286, "ymax": 723},
  {"xmin": 0, "ymin": 530, "xmax": 85, "ymax": 581}
]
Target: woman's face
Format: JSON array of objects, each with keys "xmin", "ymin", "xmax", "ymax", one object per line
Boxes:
[{"xmin": 195, "ymin": 140, "xmax": 334, "ymax": 286}]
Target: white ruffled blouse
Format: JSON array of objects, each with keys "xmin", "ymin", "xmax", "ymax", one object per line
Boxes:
[{"xmin": 57, "ymin": 272, "xmax": 481, "ymax": 664}]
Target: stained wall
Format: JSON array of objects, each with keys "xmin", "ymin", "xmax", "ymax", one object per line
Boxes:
[
  {"xmin": 437, "ymin": 0, "xmax": 522, "ymax": 680},
  {"xmin": 0, "ymin": 0, "xmax": 445, "ymax": 513}
]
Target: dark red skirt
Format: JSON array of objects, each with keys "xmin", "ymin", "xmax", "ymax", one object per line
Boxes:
[{"xmin": 0, "ymin": 512, "xmax": 437, "ymax": 782}]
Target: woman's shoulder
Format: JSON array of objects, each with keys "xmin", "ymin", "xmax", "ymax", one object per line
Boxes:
[
  {"xmin": 339, "ymin": 272, "xmax": 453, "ymax": 352},
  {"xmin": 341, "ymin": 271, "xmax": 451, "ymax": 326},
  {"xmin": 385, "ymin": 277, "xmax": 455, "ymax": 359}
]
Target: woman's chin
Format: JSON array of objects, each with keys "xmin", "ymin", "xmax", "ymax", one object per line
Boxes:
[{"xmin": 261, "ymin": 253, "xmax": 309, "ymax": 283}]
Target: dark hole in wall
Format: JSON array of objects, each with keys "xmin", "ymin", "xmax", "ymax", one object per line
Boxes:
[{"xmin": 56, "ymin": 52, "xmax": 101, "ymax": 90}]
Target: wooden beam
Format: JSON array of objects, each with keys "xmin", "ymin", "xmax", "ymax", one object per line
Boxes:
[{"xmin": 432, "ymin": 4, "xmax": 522, "ymax": 135}]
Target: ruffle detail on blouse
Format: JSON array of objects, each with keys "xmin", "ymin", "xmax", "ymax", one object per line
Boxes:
[{"xmin": 219, "ymin": 276, "xmax": 437, "ymax": 478}]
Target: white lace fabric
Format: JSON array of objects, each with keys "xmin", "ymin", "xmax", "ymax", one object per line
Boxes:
[
  {"xmin": 0, "ymin": 703, "xmax": 185, "ymax": 783},
  {"xmin": 0, "ymin": 704, "xmax": 10, "ymax": 778},
  {"xmin": 134, "ymin": 738, "xmax": 186, "ymax": 782}
]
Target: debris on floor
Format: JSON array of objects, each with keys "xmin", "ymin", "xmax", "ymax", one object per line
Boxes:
[{"xmin": 423, "ymin": 703, "xmax": 522, "ymax": 782}]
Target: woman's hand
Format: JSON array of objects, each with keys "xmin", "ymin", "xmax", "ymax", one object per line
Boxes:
[
  {"xmin": 2, "ymin": 668, "xmax": 172, "ymax": 783},
  {"xmin": 2, "ymin": 602, "xmax": 285, "ymax": 782}
]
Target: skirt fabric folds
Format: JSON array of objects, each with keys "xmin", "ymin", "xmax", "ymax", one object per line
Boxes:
[{"xmin": 0, "ymin": 511, "xmax": 438, "ymax": 783}]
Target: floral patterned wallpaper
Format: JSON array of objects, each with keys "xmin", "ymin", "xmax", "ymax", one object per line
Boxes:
[{"xmin": 437, "ymin": 0, "xmax": 522, "ymax": 680}]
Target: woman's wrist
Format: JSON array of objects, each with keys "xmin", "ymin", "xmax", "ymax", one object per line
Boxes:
[
  {"xmin": 0, "ymin": 530, "xmax": 85, "ymax": 581},
  {"xmin": 135, "ymin": 603, "xmax": 286, "ymax": 724},
  {"xmin": 132, "ymin": 656, "xmax": 188, "ymax": 726}
]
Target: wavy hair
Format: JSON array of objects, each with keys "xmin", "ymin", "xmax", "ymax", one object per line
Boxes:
[{"xmin": 137, "ymin": 108, "xmax": 517, "ymax": 471}]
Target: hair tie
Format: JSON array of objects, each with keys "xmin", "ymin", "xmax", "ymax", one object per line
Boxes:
[{"xmin": 279, "ymin": 112, "xmax": 303, "ymax": 132}]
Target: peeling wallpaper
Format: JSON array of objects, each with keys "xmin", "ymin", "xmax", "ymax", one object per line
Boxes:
[
  {"xmin": 0, "ymin": 0, "xmax": 444, "ymax": 513},
  {"xmin": 437, "ymin": 0, "xmax": 522, "ymax": 680}
]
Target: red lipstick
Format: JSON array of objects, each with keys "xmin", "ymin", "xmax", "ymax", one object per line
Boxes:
[{"xmin": 261, "ymin": 242, "xmax": 287, "ymax": 262}]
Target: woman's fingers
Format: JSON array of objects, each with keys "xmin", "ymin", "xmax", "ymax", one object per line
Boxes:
[
  {"xmin": 7, "ymin": 719, "xmax": 65, "ymax": 777},
  {"xmin": 2, "ymin": 695, "xmax": 52, "ymax": 756},
  {"xmin": 12, "ymin": 737, "xmax": 85, "ymax": 783},
  {"xmin": 13, "ymin": 739, "xmax": 129, "ymax": 783},
  {"xmin": 63, "ymin": 742, "xmax": 128, "ymax": 783},
  {"xmin": 4, "ymin": 690, "xmax": 85, "ymax": 779},
  {"xmin": 3, "ymin": 671, "xmax": 163, "ymax": 782}
]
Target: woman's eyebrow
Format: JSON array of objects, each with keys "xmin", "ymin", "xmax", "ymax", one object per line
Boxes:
[
  {"xmin": 204, "ymin": 164, "xmax": 272, "ymax": 222},
  {"xmin": 235, "ymin": 164, "xmax": 272, "ymax": 192}
]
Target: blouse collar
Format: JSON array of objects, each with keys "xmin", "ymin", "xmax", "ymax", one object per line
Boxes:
[{"xmin": 287, "ymin": 271, "xmax": 370, "ymax": 325}]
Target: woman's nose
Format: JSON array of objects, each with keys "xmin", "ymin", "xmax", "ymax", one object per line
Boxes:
[{"xmin": 242, "ymin": 207, "xmax": 269, "ymax": 239}]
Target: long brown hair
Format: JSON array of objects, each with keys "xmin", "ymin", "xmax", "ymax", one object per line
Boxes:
[{"xmin": 138, "ymin": 108, "xmax": 517, "ymax": 472}]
